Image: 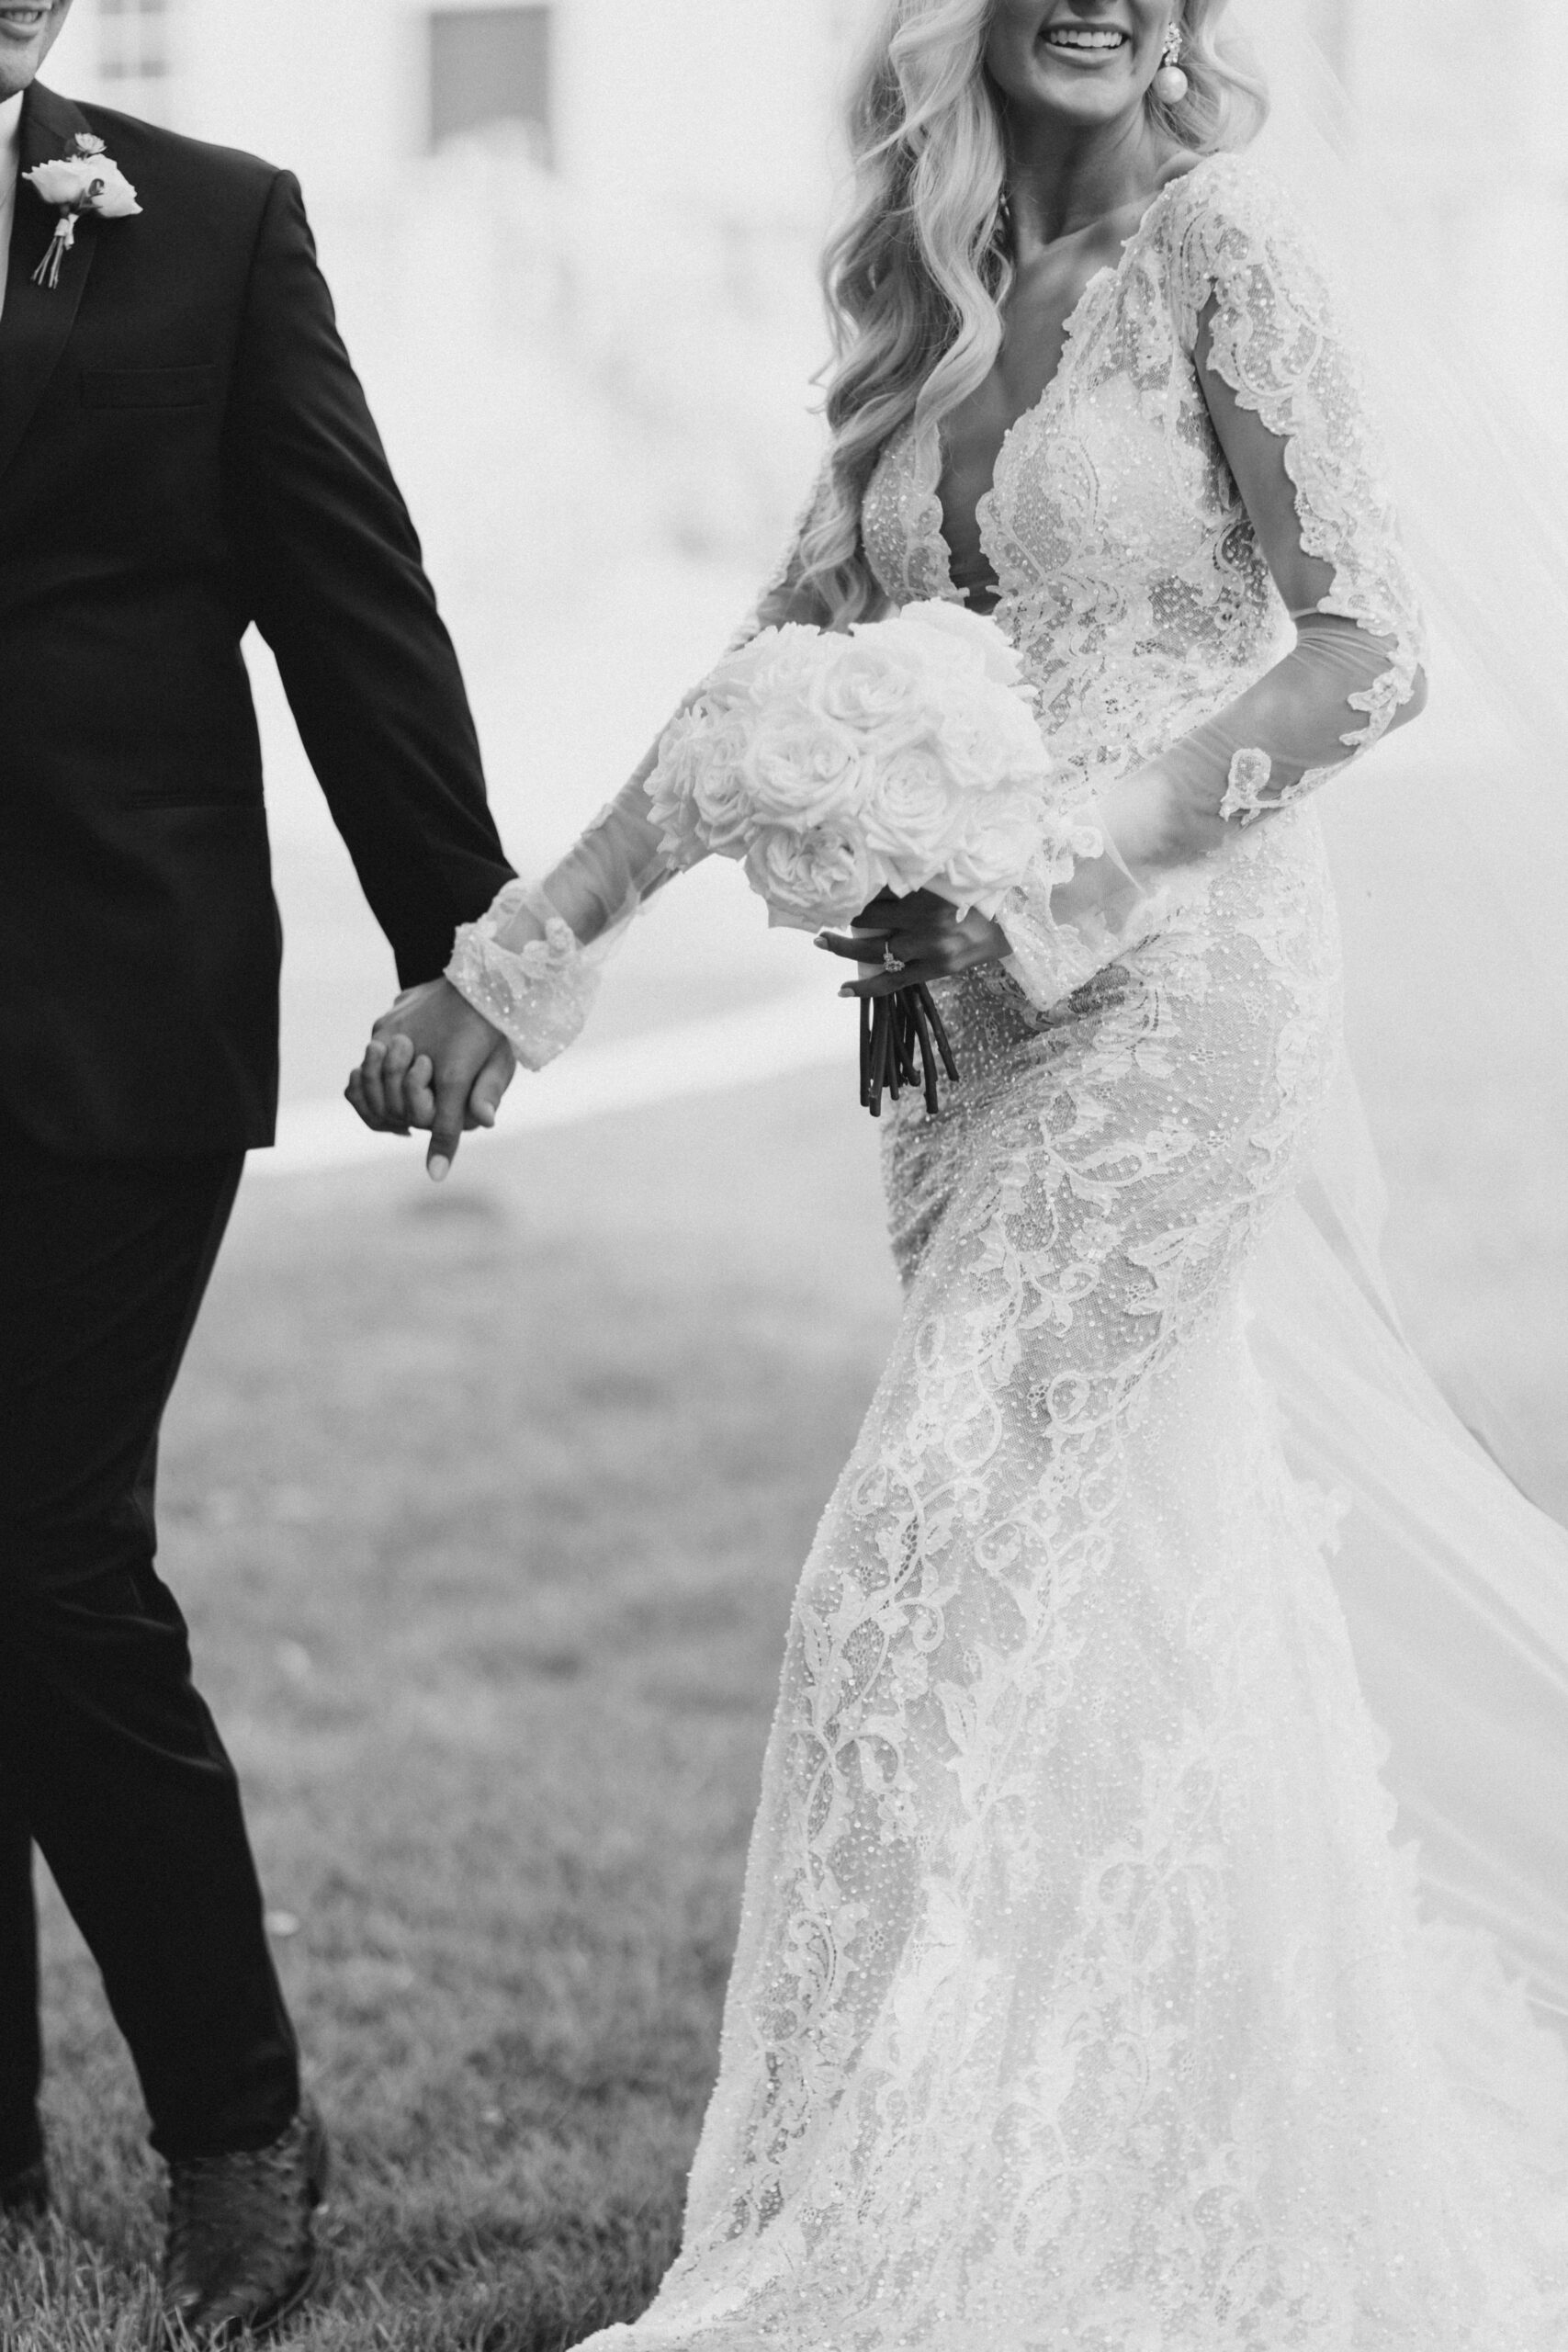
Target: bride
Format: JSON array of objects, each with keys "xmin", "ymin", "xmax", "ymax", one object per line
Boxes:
[{"xmin": 354, "ymin": 1, "xmax": 1568, "ymax": 2340}]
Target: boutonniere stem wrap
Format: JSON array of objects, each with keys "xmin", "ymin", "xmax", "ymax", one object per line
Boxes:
[{"xmin": 26, "ymin": 133, "xmax": 141, "ymax": 290}]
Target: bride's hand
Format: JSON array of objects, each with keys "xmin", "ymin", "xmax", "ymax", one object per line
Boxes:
[{"xmin": 814, "ymin": 888, "xmax": 1010, "ymax": 998}]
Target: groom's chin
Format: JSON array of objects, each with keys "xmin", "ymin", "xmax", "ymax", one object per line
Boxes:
[{"xmin": 0, "ymin": 0, "xmax": 74, "ymax": 101}]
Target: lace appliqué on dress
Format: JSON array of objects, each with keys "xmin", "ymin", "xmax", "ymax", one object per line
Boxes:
[
  {"xmin": 1221, "ymin": 744, "xmax": 1276, "ymax": 824},
  {"xmin": 446, "ymin": 878, "xmax": 601, "ymax": 1071},
  {"xmin": 860, "ymin": 423, "xmax": 970, "ymax": 615}
]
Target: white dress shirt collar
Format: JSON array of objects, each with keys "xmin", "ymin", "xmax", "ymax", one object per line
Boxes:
[
  {"xmin": 0, "ymin": 88, "xmax": 27, "ymax": 321},
  {"xmin": 0, "ymin": 88, "xmax": 21, "ymax": 173}
]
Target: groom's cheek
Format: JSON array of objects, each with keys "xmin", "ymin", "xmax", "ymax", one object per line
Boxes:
[{"xmin": 0, "ymin": 0, "xmax": 77, "ymax": 98}]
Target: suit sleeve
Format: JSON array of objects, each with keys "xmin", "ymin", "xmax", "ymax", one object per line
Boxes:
[{"xmin": 225, "ymin": 170, "xmax": 515, "ymax": 986}]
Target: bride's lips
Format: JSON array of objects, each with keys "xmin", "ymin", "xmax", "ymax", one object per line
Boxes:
[{"xmin": 1038, "ymin": 16, "xmax": 1133, "ymax": 63}]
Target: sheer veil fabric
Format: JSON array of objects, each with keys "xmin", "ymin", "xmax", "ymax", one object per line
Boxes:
[{"xmin": 1218, "ymin": 0, "xmax": 1568, "ymax": 2028}]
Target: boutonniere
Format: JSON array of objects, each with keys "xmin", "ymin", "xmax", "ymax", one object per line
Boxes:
[{"xmin": 25, "ymin": 132, "xmax": 141, "ymax": 290}]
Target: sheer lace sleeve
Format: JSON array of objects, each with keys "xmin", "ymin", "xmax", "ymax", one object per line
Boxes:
[
  {"xmin": 1000, "ymin": 160, "xmax": 1428, "ymax": 1012},
  {"xmin": 722, "ymin": 453, "xmax": 840, "ymax": 649},
  {"xmin": 446, "ymin": 458, "xmax": 836, "ymax": 1066}
]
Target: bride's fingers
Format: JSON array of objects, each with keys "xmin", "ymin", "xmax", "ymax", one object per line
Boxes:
[
  {"xmin": 819, "ymin": 905, "xmax": 1005, "ymax": 989},
  {"xmin": 837, "ymin": 925, "xmax": 1008, "ymax": 997},
  {"xmin": 818, "ymin": 914, "xmax": 978, "ymax": 963},
  {"xmin": 815, "ymin": 929, "xmax": 891, "ymax": 964},
  {"xmin": 838, "ymin": 960, "xmax": 950, "ymax": 1000},
  {"xmin": 467, "ymin": 1038, "xmax": 515, "ymax": 1133}
]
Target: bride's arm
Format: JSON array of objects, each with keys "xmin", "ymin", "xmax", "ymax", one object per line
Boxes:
[
  {"xmin": 443, "ymin": 458, "xmax": 840, "ymax": 1067},
  {"xmin": 994, "ymin": 170, "xmax": 1429, "ymax": 1012},
  {"xmin": 348, "ymin": 460, "xmax": 840, "ymax": 1170}
]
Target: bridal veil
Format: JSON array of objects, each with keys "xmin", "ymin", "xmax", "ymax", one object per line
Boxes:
[{"xmin": 1218, "ymin": 0, "xmax": 1568, "ymax": 2022}]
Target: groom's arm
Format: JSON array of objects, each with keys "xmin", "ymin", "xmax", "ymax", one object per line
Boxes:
[{"xmin": 224, "ymin": 169, "xmax": 515, "ymax": 986}]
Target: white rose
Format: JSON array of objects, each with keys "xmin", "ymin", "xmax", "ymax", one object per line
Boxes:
[
  {"xmin": 934, "ymin": 682, "xmax": 1051, "ymax": 797},
  {"xmin": 743, "ymin": 822, "xmax": 874, "ymax": 932},
  {"xmin": 732, "ymin": 624, "xmax": 830, "ymax": 712},
  {"xmin": 739, "ymin": 712, "xmax": 865, "ymax": 830},
  {"xmin": 647, "ymin": 707, "xmax": 760, "ymax": 863},
  {"xmin": 859, "ymin": 746, "xmax": 964, "ymax": 889},
  {"xmin": 27, "ymin": 155, "xmax": 141, "ymax": 219},
  {"xmin": 28, "ymin": 160, "xmax": 98, "ymax": 206},
  {"xmin": 892, "ymin": 598, "xmax": 1025, "ymax": 690},
  {"xmin": 686, "ymin": 715, "xmax": 762, "ymax": 854},
  {"xmin": 88, "ymin": 164, "xmax": 141, "ymax": 221},
  {"xmin": 810, "ymin": 635, "xmax": 929, "ymax": 735},
  {"xmin": 936, "ymin": 807, "xmax": 1047, "ymax": 914}
]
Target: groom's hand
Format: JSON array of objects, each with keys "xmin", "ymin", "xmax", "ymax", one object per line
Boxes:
[{"xmin": 346, "ymin": 979, "xmax": 514, "ymax": 1182}]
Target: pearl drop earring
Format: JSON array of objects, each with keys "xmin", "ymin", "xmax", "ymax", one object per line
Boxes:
[{"xmin": 1153, "ymin": 21, "xmax": 1190, "ymax": 105}]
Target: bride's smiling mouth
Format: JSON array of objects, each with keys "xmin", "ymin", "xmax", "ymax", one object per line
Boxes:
[{"xmin": 1039, "ymin": 16, "xmax": 1133, "ymax": 62}]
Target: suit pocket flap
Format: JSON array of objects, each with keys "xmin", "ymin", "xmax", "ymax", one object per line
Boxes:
[{"xmin": 83, "ymin": 366, "xmax": 218, "ymax": 411}]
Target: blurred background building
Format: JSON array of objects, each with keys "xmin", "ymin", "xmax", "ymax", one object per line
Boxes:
[{"xmin": 49, "ymin": 0, "xmax": 848, "ymax": 555}]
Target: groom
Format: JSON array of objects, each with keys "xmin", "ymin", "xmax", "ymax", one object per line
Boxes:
[{"xmin": 0, "ymin": 3, "xmax": 515, "ymax": 2336}]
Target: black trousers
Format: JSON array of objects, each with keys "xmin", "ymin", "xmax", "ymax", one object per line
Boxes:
[{"xmin": 0, "ymin": 1122, "xmax": 299, "ymax": 2170}]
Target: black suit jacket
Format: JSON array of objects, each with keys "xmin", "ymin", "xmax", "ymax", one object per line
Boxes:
[{"xmin": 0, "ymin": 84, "xmax": 515, "ymax": 1157}]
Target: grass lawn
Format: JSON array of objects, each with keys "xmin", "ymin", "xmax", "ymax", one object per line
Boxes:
[
  {"xmin": 4, "ymin": 1013, "xmax": 1565, "ymax": 2350},
  {"xmin": 1, "ymin": 1067, "xmax": 900, "ymax": 2351}
]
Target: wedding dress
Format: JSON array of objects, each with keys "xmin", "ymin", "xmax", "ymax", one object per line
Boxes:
[{"xmin": 452, "ymin": 153, "xmax": 1568, "ymax": 2346}]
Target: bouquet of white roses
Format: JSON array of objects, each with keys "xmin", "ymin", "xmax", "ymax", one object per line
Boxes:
[{"xmin": 646, "ymin": 600, "xmax": 1070, "ymax": 1114}]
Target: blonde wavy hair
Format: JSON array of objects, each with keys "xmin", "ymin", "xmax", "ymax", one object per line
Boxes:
[{"xmin": 796, "ymin": 0, "xmax": 1269, "ymax": 626}]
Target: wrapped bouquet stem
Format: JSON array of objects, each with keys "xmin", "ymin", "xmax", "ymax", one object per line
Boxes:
[
  {"xmin": 856, "ymin": 952, "xmax": 960, "ymax": 1119},
  {"xmin": 646, "ymin": 600, "xmax": 1095, "ymax": 1118}
]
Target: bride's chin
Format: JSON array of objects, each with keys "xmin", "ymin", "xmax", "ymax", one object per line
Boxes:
[{"xmin": 1022, "ymin": 56, "xmax": 1139, "ymax": 111}]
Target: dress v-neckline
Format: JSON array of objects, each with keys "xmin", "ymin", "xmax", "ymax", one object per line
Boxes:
[{"xmin": 918, "ymin": 158, "xmax": 1213, "ymax": 606}]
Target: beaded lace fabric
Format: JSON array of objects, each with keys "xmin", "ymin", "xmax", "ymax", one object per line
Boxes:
[
  {"xmin": 447, "ymin": 880, "xmax": 608, "ymax": 1071},
  {"xmin": 533, "ymin": 156, "xmax": 1568, "ymax": 2346}
]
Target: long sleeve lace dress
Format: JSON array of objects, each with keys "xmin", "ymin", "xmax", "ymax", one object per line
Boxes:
[{"xmin": 452, "ymin": 156, "xmax": 1568, "ymax": 2347}]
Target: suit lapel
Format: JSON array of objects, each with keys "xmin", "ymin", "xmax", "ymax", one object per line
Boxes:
[{"xmin": 0, "ymin": 83, "xmax": 100, "ymax": 485}]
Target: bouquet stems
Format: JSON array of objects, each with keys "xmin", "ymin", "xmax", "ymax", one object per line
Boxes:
[{"xmin": 860, "ymin": 983, "xmax": 960, "ymax": 1119}]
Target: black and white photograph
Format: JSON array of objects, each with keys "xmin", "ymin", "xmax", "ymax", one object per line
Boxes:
[{"xmin": 4, "ymin": 0, "xmax": 1568, "ymax": 2344}]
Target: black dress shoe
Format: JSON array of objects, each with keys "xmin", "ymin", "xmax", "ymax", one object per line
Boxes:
[
  {"xmin": 0, "ymin": 2155, "xmax": 50, "ymax": 2222},
  {"xmin": 159, "ymin": 2097, "xmax": 329, "ymax": 2344}
]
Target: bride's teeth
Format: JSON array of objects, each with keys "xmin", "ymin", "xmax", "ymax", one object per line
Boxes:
[{"xmin": 1045, "ymin": 27, "xmax": 1127, "ymax": 48}]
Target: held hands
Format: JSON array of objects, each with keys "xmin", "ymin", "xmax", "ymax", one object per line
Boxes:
[
  {"xmin": 815, "ymin": 888, "xmax": 1010, "ymax": 998},
  {"xmin": 345, "ymin": 978, "xmax": 515, "ymax": 1182}
]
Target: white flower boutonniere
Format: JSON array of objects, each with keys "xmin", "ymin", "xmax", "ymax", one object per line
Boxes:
[{"xmin": 26, "ymin": 132, "xmax": 141, "ymax": 290}]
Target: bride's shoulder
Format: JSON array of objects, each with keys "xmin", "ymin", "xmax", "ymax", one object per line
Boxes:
[
  {"xmin": 1156, "ymin": 148, "xmax": 1294, "ymax": 243},
  {"xmin": 1154, "ymin": 149, "xmax": 1328, "ymax": 333}
]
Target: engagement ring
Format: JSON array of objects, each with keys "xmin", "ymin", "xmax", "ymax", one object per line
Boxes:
[{"xmin": 883, "ymin": 949, "xmax": 906, "ymax": 973}]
